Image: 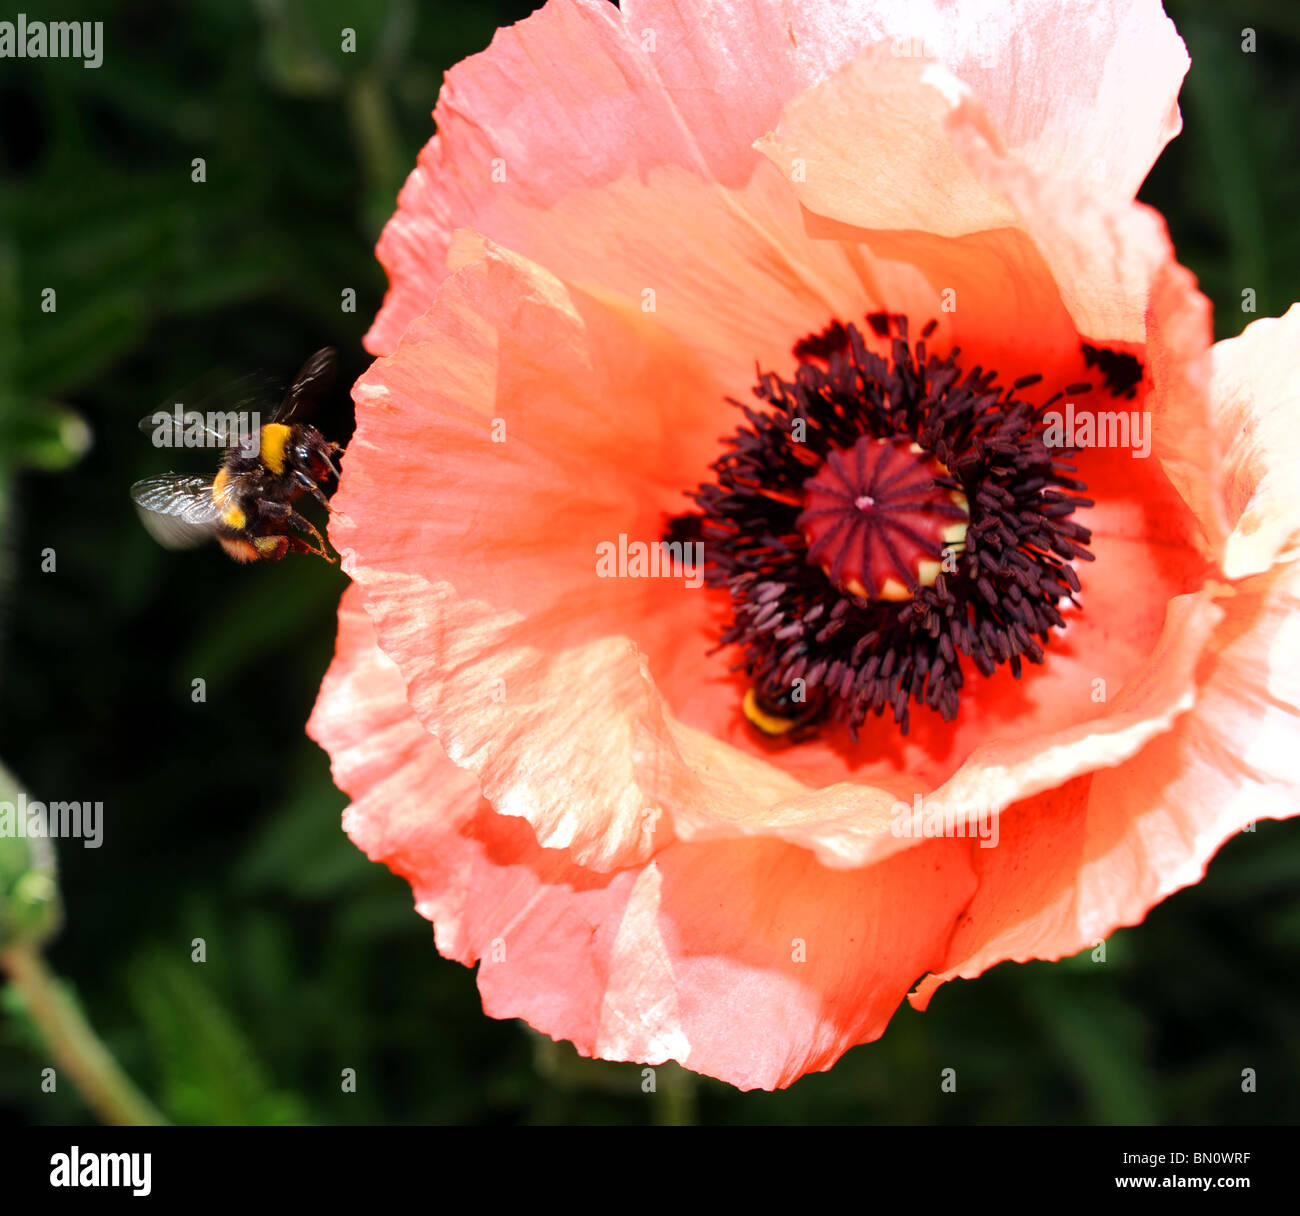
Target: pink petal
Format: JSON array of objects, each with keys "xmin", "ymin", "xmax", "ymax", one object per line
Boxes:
[
  {"xmin": 312, "ymin": 584, "xmax": 979, "ymax": 1091},
  {"xmin": 369, "ymin": 0, "xmax": 1187, "ymax": 354},
  {"xmin": 1212, "ymin": 304, "xmax": 1300, "ymax": 578},
  {"xmin": 912, "ymin": 561, "xmax": 1300, "ymax": 1009}
]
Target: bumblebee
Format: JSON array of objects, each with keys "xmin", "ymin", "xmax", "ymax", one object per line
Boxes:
[
  {"xmin": 131, "ymin": 347, "xmax": 343, "ymax": 563},
  {"xmin": 742, "ymin": 681, "xmax": 829, "ymax": 739}
]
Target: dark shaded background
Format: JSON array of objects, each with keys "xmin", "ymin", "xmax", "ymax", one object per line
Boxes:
[{"xmin": 1, "ymin": 0, "xmax": 1297, "ymax": 1124}]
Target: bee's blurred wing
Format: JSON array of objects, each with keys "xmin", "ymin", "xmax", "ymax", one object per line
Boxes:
[
  {"xmin": 276, "ymin": 347, "xmax": 338, "ymax": 424},
  {"xmin": 138, "ymin": 369, "xmax": 281, "ymax": 451},
  {"xmin": 130, "ymin": 474, "xmax": 224, "ymax": 550}
]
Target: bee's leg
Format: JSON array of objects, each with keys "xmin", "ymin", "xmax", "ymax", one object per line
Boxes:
[
  {"xmin": 255, "ymin": 535, "xmax": 292, "ymax": 562},
  {"xmin": 286, "ymin": 509, "xmax": 329, "ymax": 551},
  {"xmin": 285, "ymin": 535, "xmax": 335, "ymax": 562},
  {"xmin": 292, "ymin": 514, "xmax": 338, "ymax": 563},
  {"xmin": 292, "ymin": 469, "xmax": 332, "ymax": 509},
  {"xmin": 260, "ymin": 502, "xmax": 336, "ymax": 563}
]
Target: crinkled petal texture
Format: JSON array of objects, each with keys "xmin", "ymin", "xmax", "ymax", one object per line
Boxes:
[
  {"xmin": 312, "ymin": 0, "xmax": 1300, "ymax": 1088},
  {"xmin": 314, "ymin": 585, "xmax": 976, "ymax": 1090}
]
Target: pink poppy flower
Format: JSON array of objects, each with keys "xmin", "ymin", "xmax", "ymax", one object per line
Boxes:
[{"xmin": 308, "ymin": 0, "xmax": 1300, "ymax": 1090}]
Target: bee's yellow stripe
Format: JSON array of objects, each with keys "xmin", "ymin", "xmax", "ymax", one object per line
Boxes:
[
  {"xmin": 742, "ymin": 687, "xmax": 798, "ymax": 736},
  {"xmin": 212, "ymin": 467, "xmax": 246, "ymax": 529},
  {"xmin": 260, "ymin": 423, "xmax": 291, "ymax": 475}
]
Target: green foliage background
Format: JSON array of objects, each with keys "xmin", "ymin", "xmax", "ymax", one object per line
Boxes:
[{"xmin": 1, "ymin": 0, "xmax": 1298, "ymax": 1125}]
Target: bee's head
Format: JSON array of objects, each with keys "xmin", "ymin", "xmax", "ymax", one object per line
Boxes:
[
  {"xmin": 289, "ymin": 425, "xmax": 318, "ymax": 467},
  {"xmin": 291, "ymin": 425, "xmax": 340, "ymax": 481}
]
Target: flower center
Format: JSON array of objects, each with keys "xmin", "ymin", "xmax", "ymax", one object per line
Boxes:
[
  {"xmin": 672, "ymin": 312, "xmax": 1131, "ymax": 739},
  {"xmin": 797, "ymin": 436, "xmax": 970, "ymax": 602}
]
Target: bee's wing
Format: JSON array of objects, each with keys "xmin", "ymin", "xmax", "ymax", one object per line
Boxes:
[
  {"xmin": 138, "ymin": 369, "xmax": 282, "ymax": 452},
  {"xmin": 138, "ymin": 410, "xmax": 244, "ymax": 451},
  {"xmin": 130, "ymin": 473, "xmax": 226, "ymax": 550},
  {"xmin": 275, "ymin": 347, "xmax": 338, "ymax": 424}
]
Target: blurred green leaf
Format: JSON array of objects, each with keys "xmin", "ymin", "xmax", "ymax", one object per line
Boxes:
[
  {"xmin": 127, "ymin": 948, "xmax": 305, "ymax": 1124},
  {"xmin": 1025, "ymin": 977, "xmax": 1158, "ymax": 1124},
  {"xmin": 234, "ymin": 773, "xmax": 366, "ymax": 900}
]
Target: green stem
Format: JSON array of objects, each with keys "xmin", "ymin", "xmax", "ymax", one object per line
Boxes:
[
  {"xmin": 1, "ymin": 943, "xmax": 166, "ymax": 1126},
  {"xmin": 655, "ymin": 1064, "xmax": 699, "ymax": 1126},
  {"xmin": 346, "ymin": 72, "xmax": 403, "ymax": 236}
]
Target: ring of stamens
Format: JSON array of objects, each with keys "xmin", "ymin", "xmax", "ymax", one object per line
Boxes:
[{"xmin": 676, "ymin": 312, "xmax": 1115, "ymax": 738}]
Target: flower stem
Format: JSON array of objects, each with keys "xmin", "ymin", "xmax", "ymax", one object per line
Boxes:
[
  {"xmin": 0, "ymin": 943, "xmax": 166, "ymax": 1126},
  {"xmin": 654, "ymin": 1063, "xmax": 699, "ymax": 1126}
]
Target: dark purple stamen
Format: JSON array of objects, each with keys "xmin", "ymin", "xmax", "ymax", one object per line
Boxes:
[
  {"xmin": 1081, "ymin": 342, "xmax": 1145, "ymax": 399},
  {"xmin": 673, "ymin": 314, "xmax": 1096, "ymax": 738}
]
